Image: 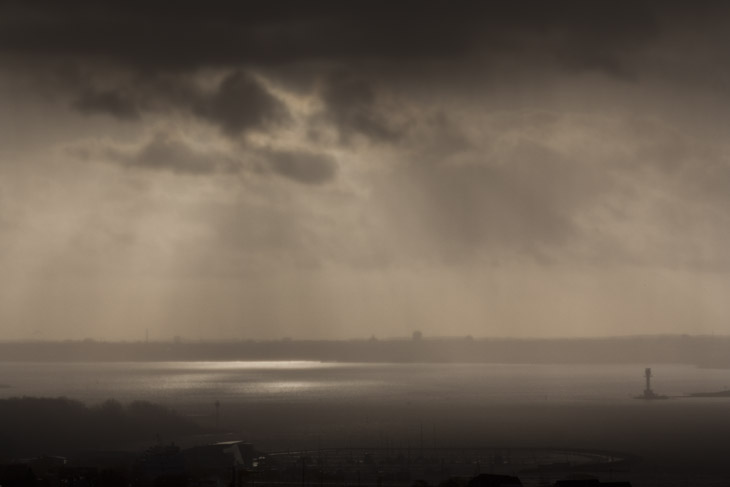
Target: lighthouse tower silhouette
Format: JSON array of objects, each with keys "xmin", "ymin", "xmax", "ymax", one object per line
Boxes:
[
  {"xmin": 644, "ymin": 367, "xmax": 653, "ymax": 396},
  {"xmin": 637, "ymin": 367, "xmax": 667, "ymax": 399}
]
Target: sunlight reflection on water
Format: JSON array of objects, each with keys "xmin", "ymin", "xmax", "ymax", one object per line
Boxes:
[
  {"xmin": 3, "ymin": 361, "xmax": 730, "ymax": 409},
  {"xmin": 165, "ymin": 360, "xmax": 347, "ymax": 371}
]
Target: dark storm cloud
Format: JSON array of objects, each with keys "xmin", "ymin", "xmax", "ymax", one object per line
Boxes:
[
  {"xmin": 266, "ymin": 150, "xmax": 338, "ymax": 185},
  {"xmin": 321, "ymin": 73, "xmax": 403, "ymax": 143},
  {"xmin": 4, "ymin": 2, "xmax": 666, "ymax": 63},
  {"xmin": 72, "ymin": 89, "xmax": 140, "ymax": 121},
  {"xmin": 0, "ymin": 2, "xmax": 478, "ymax": 69},
  {"xmin": 2, "ymin": 0, "xmax": 698, "ymax": 152},
  {"xmin": 71, "ymin": 134, "xmax": 338, "ymax": 184},
  {"xmin": 126, "ymin": 135, "xmax": 222, "ymax": 174},
  {"xmin": 192, "ymin": 71, "xmax": 289, "ymax": 137},
  {"xmin": 65, "ymin": 71, "xmax": 289, "ymax": 137},
  {"xmin": 74, "ymin": 133, "xmax": 231, "ymax": 175},
  {"xmin": 0, "ymin": 2, "xmax": 670, "ymax": 80}
]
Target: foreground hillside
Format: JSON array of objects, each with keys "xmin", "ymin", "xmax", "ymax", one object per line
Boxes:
[{"xmin": 0, "ymin": 397, "xmax": 200, "ymax": 458}]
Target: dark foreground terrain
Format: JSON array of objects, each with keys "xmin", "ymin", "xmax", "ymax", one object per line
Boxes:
[
  {"xmin": 2, "ymin": 396, "xmax": 730, "ymax": 486},
  {"xmin": 0, "ymin": 397, "xmax": 201, "ymax": 458}
]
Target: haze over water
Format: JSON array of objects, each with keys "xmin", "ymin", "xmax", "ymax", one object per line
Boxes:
[{"xmin": 4, "ymin": 361, "xmax": 730, "ymax": 407}]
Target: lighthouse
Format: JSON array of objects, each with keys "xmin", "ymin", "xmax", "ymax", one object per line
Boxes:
[
  {"xmin": 636, "ymin": 367, "xmax": 667, "ymax": 400},
  {"xmin": 644, "ymin": 367, "xmax": 653, "ymax": 396}
]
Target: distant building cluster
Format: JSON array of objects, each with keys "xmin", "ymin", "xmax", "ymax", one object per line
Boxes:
[
  {"xmin": 0, "ymin": 441, "xmax": 254, "ymax": 487},
  {"xmin": 0, "ymin": 443, "xmax": 634, "ymax": 487}
]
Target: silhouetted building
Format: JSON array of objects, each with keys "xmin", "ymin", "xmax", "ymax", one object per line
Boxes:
[
  {"xmin": 183, "ymin": 441, "xmax": 254, "ymax": 487},
  {"xmin": 468, "ymin": 473, "xmax": 523, "ymax": 487},
  {"xmin": 554, "ymin": 480, "xmax": 631, "ymax": 487},
  {"xmin": 0, "ymin": 464, "xmax": 37, "ymax": 487},
  {"xmin": 28, "ymin": 456, "xmax": 66, "ymax": 486},
  {"xmin": 57, "ymin": 466, "xmax": 99, "ymax": 487},
  {"xmin": 135, "ymin": 444, "xmax": 186, "ymax": 486}
]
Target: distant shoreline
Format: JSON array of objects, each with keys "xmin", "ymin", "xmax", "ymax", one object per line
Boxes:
[
  {"xmin": 0, "ymin": 335, "xmax": 729, "ymax": 367},
  {"xmin": 686, "ymin": 389, "xmax": 730, "ymax": 397}
]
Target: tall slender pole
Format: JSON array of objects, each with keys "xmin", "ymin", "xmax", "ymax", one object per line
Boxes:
[
  {"xmin": 645, "ymin": 368, "xmax": 652, "ymax": 394},
  {"xmin": 301, "ymin": 456, "xmax": 306, "ymax": 487},
  {"xmin": 420, "ymin": 422, "xmax": 423, "ymax": 457}
]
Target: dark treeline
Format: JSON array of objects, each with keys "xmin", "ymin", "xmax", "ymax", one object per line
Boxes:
[
  {"xmin": 0, "ymin": 397, "xmax": 200, "ymax": 459},
  {"xmin": 0, "ymin": 335, "xmax": 729, "ymax": 367}
]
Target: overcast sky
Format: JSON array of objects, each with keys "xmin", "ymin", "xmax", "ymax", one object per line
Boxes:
[{"xmin": 2, "ymin": 1, "xmax": 730, "ymax": 341}]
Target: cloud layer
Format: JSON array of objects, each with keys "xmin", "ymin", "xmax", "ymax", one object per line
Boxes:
[{"xmin": 1, "ymin": 2, "xmax": 730, "ymax": 340}]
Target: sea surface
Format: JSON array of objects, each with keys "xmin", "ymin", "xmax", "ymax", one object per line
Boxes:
[
  {"xmin": 1, "ymin": 361, "xmax": 729, "ymax": 407},
  {"xmin": 3, "ymin": 361, "xmax": 730, "ymax": 485}
]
